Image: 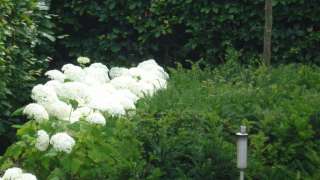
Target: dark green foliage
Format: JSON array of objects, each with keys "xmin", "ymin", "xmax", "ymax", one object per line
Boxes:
[
  {"xmin": 0, "ymin": 0, "xmax": 54, "ymax": 153},
  {"xmin": 132, "ymin": 59, "xmax": 320, "ymax": 178},
  {"xmin": 50, "ymin": 0, "xmax": 320, "ymax": 66}
]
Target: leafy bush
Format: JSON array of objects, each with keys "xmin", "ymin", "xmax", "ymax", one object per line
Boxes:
[
  {"xmin": 133, "ymin": 59, "xmax": 320, "ymax": 179},
  {"xmin": 1, "ymin": 55, "xmax": 320, "ymax": 179},
  {"xmin": 0, "ymin": 0, "xmax": 54, "ymax": 153},
  {"xmin": 50, "ymin": 0, "xmax": 320, "ymax": 66}
]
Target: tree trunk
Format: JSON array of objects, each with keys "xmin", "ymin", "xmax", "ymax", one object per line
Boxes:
[{"xmin": 263, "ymin": 0, "xmax": 272, "ymax": 66}]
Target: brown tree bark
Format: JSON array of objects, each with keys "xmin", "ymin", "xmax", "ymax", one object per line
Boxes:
[{"xmin": 263, "ymin": 0, "xmax": 272, "ymax": 66}]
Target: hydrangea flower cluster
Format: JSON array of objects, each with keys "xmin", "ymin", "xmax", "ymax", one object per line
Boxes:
[
  {"xmin": 1, "ymin": 167, "xmax": 37, "ymax": 180},
  {"xmin": 22, "ymin": 58, "xmax": 168, "ymax": 154}
]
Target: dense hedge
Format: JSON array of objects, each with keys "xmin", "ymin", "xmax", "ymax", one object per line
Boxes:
[
  {"xmin": 0, "ymin": 0, "xmax": 54, "ymax": 153},
  {"xmin": 50, "ymin": 0, "xmax": 320, "ymax": 66},
  {"xmin": 133, "ymin": 60, "xmax": 320, "ymax": 179}
]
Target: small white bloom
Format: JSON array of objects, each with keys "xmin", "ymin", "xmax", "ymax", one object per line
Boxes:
[
  {"xmin": 142, "ymin": 78, "xmax": 167, "ymax": 90},
  {"xmin": 45, "ymin": 80, "xmax": 64, "ymax": 96},
  {"xmin": 77, "ymin": 56, "xmax": 90, "ymax": 64},
  {"xmin": 128, "ymin": 67, "xmax": 143, "ymax": 80},
  {"xmin": 16, "ymin": 173, "xmax": 37, "ymax": 180},
  {"xmin": 31, "ymin": 84, "xmax": 59, "ymax": 104},
  {"xmin": 35, "ymin": 130, "xmax": 49, "ymax": 151},
  {"xmin": 115, "ymin": 89, "xmax": 139, "ymax": 103},
  {"xmin": 111, "ymin": 92, "xmax": 136, "ymax": 110},
  {"xmin": 50, "ymin": 132, "xmax": 75, "ymax": 154},
  {"xmin": 43, "ymin": 100, "xmax": 72, "ymax": 121},
  {"xmin": 86, "ymin": 111, "xmax": 106, "ymax": 125},
  {"xmin": 110, "ymin": 76, "xmax": 142, "ymax": 96},
  {"xmin": 2, "ymin": 167, "xmax": 23, "ymax": 180},
  {"xmin": 59, "ymin": 82, "xmax": 91, "ymax": 106},
  {"xmin": 137, "ymin": 81, "xmax": 156, "ymax": 97},
  {"xmin": 69, "ymin": 106, "xmax": 92, "ymax": 123},
  {"xmin": 62, "ymin": 64, "xmax": 85, "ymax": 81},
  {"xmin": 109, "ymin": 67, "xmax": 129, "ymax": 79},
  {"xmin": 23, "ymin": 103, "xmax": 49, "ymax": 122},
  {"xmin": 88, "ymin": 97, "xmax": 125, "ymax": 116},
  {"xmin": 45, "ymin": 70, "xmax": 65, "ymax": 82},
  {"xmin": 83, "ymin": 63, "xmax": 110, "ymax": 84}
]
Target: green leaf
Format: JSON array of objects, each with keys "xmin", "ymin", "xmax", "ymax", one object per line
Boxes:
[{"xmin": 11, "ymin": 106, "xmax": 25, "ymax": 117}]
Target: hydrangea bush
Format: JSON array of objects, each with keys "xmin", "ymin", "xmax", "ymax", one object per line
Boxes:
[{"xmin": 0, "ymin": 58, "xmax": 169, "ymax": 179}]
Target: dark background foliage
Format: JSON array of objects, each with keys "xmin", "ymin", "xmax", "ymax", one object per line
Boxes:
[
  {"xmin": 49, "ymin": 0, "xmax": 320, "ymax": 67},
  {"xmin": 0, "ymin": 0, "xmax": 54, "ymax": 153}
]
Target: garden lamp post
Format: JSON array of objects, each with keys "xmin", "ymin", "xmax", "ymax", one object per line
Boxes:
[{"xmin": 236, "ymin": 125, "xmax": 248, "ymax": 180}]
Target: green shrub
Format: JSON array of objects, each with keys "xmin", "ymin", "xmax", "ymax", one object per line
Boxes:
[
  {"xmin": 133, "ymin": 59, "xmax": 320, "ymax": 179},
  {"xmin": 0, "ymin": 118, "xmax": 144, "ymax": 179},
  {"xmin": 1, "ymin": 56, "xmax": 320, "ymax": 179},
  {"xmin": 50, "ymin": 0, "xmax": 320, "ymax": 66},
  {"xmin": 0, "ymin": 0, "xmax": 54, "ymax": 152}
]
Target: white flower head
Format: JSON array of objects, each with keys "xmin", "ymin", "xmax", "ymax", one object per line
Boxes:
[
  {"xmin": 31, "ymin": 84, "xmax": 59, "ymax": 104},
  {"xmin": 50, "ymin": 132, "xmax": 75, "ymax": 154},
  {"xmin": 45, "ymin": 80, "xmax": 64, "ymax": 96},
  {"xmin": 86, "ymin": 111, "xmax": 106, "ymax": 125},
  {"xmin": 61, "ymin": 64, "xmax": 85, "ymax": 81},
  {"xmin": 2, "ymin": 167, "xmax": 23, "ymax": 180},
  {"xmin": 23, "ymin": 103, "xmax": 49, "ymax": 122},
  {"xmin": 84, "ymin": 66, "xmax": 110, "ymax": 85},
  {"xmin": 88, "ymin": 96, "xmax": 125, "ymax": 116},
  {"xmin": 83, "ymin": 63, "xmax": 110, "ymax": 84},
  {"xmin": 45, "ymin": 70, "xmax": 65, "ymax": 82},
  {"xmin": 35, "ymin": 130, "xmax": 49, "ymax": 151},
  {"xmin": 77, "ymin": 56, "xmax": 90, "ymax": 64},
  {"xmin": 115, "ymin": 89, "xmax": 139, "ymax": 103},
  {"xmin": 110, "ymin": 76, "xmax": 142, "ymax": 96},
  {"xmin": 59, "ymin": 82, "xmax": 91, "ymax": 106},
  {"xmin": 43, "ymin": 100, "xmax": 72, "ymax": 121},
  {"xmin": 15, "ymin": 173, "xmax": 37, "ymax": 180},
  {"xmin": 110, "ymin": 92, "xmax": 136, "ymax": 110},
  {"xmin": 109, "ymin": 67, "xmax": 129, "ymax": 79}
]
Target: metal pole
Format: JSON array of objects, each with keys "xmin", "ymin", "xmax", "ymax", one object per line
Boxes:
[{"xmin": 240, "ymin": 170, "xmax": 244, "ymax": 180}]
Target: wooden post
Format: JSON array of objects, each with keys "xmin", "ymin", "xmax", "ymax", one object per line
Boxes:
[{"xmin": 263, "ymin": 0, "xmax": 272, "ymax": 66}]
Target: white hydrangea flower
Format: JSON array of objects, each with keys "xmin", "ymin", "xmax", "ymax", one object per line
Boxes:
[
  {"xmin": 43, "ymin": 100, "xmax": 72, "ymax": 121},
  {"xmin": 142, "ymin": 78, "xmax": 167, "ymax": 90},
  {"xmin": 23, "ymin": 103, "xmax": 49, "ymax": 122},
  {"xmin": 77, "ymin": 56, "xmax": 90, "ymax": 64},
  {"xmin": 115, "ymin": 89, "xmax": 139, "ymax": 103},
  {"xmin": 61, "ymin": 64, "xmax": 85, "ymax": 81},
  {"xmin": 138, "ymin": 59, "xmax": 169, "ymax": 80},
  {"xmin": 59, "ymin": 82, "xmax": 91, "ymax": 106},
  {"xmin": 50, "ymin": 132, "xmax": 75, "ymax": 154},
  {"xmin": 16, "ymin": 173, "xmax": 37, "ymax": 180},
  {"xmin": 110, "ymin": 92, "xmax": 136, "ymax": 110},
  {"xmin": 86, "ymin": 111, "xmax": 106, "ymax": 125},
  {"xmin": 83, "ymin": 63, "xmax": 110, "ymax": 84},
  {"xmin": 35, "ymin": 130, "xmax": 49, "ymax": 151},
  {"xmin": 2, "ymin": 167, "xmax": 23, "ymax": 180},
  {"xmin": 74, "ymin": 107, "xmax": 93, "ymax": 117},
  {"xmin": 137, "ymin": 81, "xmax": 156, "ymax": 97},
  {"xmin": 31, "ymin": 84, "xmax": 59, "ymax": 104},
  {"xmin": 45, "ymin": 70, "xmax": 65, "ymax": 82},
  {"xmin": 45, "ymin": 80, "xmax": 64, "ymax": 96},
  {"xmin": 110, "ymin": 76, "xmax": 142, "ymax": 96},
  {"xmin": 128, "ymin": 67, "xmax": 143, "ymax": 80},
  {"xmin": 109, "ymin": 67, "xmax": 129, "ymax": 79},
  {"xmin": 88, "ymin": 96, "xmax": 125, "ymax": 116},
  {"xmin": 68, "ymin": 106, "xmax": 92, "ymax": 123},
  {"xmin": 69, "ymin": 111, "xmax": 81, "ymax": 124}
]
